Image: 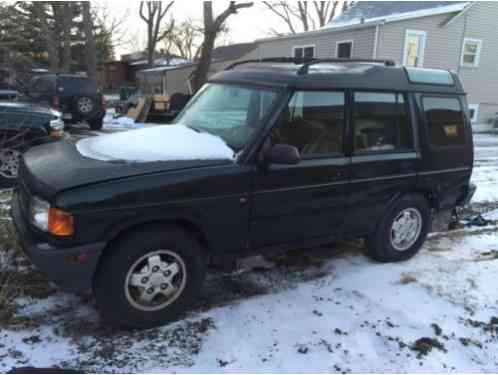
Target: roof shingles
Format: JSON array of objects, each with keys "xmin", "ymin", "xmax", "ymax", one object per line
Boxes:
[{"xmin": 330, "ymin": 1, "xmax": 467, "ymax": 26}]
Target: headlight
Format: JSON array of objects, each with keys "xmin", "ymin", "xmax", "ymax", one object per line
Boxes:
[
  {"xmin": 49, "ymin": 118, "xmax": 64, "ymax": 131},
  {"xmin": 30, "ymin": 196, "xmax": 74, "ymax": 236},
  {"xmin": 49, "ymin": 119, "xmax": 65, "ymax": 139},
  {"xmin": 30, "ymin": 196, "xmax": 50, "ymax": 231}
]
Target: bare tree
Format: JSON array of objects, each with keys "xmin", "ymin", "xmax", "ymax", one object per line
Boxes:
[
  {"xmin": 262, "ymin": 1, "xmax": 354, "ymax": 35},
  {"xmin": 82, "ymin": 1, "xmax": 97, "ymax": 87},
  {"xmin": 139, "ymin": 1, "xmax": 175, "ymax": 67},
  {"xmin": 191, "ymin": 1, "xmax": 253, "ymax": 93},
  {"xmin": 162, "ymin": 19, "xmax": 203, "ymax": 61}
]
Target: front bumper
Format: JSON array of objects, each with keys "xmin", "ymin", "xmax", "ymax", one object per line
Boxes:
[{"xmin": 11, "ymin": 193, "xmax": 106, "ymax": 292}]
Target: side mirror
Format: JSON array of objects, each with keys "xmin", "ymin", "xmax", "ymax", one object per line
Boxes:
[{"xmin": 265, "ymin": 144, "xmax": 301, "ymax": 165}]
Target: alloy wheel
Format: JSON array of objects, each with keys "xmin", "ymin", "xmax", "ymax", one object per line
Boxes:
[
  {"xmin": 124, "ymin": 250, "xmax": 187, "ymax": 312},
  {"xmin": 0, "ymin": 148, "xmax": 21, "ymax": 179},
  {"xmin": 390, "ymin": 208, "xmax": 423, "ymax": 252}
]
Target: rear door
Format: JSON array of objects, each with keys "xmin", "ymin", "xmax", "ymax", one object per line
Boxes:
[
  {"xmin": 250, "ymin": 90, "xmax": 350, "ymax": 249},
  {"xmin": 345, "ymin": 91, "xmax": 419, "ymax": 236},
  {"xmin": 416, "ymin": 94, "xmax": 473, "ymax": 208}
]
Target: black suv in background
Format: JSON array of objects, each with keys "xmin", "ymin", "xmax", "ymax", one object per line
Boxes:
[
  {"xmin": 24, "ymin": 74, "xmax": 105, "ymax": 130},
  {"xmin": 12, "ymin": 58, "xmax": 476, "ymax": 329},
  {"xmin": 0, "ymin": 102, "xmax": 64, "ymax": 186}
]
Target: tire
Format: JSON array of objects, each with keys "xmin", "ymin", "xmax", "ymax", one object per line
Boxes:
[
  {"xmin": 89, "ymin": 117, "xmax": 103, "ymax": 130},
  {"xmin": 0, "ymin": 148, "xmax": 21, "ymax": 188},
  {"xmin": 365, "ymin": 194, "xmax": 431, "ymax": 263},
  {"xmin": 74, "ymin": 96, "xmax": 96, "ymax": 117},
  {"xmin": 93, "ymin": 225, "xmax": 206, "ymax": 329}
]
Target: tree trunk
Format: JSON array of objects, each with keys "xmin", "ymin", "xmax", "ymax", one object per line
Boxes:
[
  {"xmin": 82, "ymin": 2, "xmax": 97, "ymax": 88},
  {"xmin": 192, "ymin": 32, "xmax": 216, "ymax": 92},
  {"xmin": 191, "ymin": 2, "xmax": 253, "ymax": 93},
  {"xmin": 61, "ymin": 3, "xmax": 73, "ymax": 73},
  {"xmin": 35, "ymin": 3, "xmax": 59, "ymax": 72}
]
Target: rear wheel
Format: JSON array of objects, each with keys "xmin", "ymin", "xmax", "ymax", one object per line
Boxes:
[
  {"xmin": 366, "ymin": 194, "xmax": 431, "ymax": 262},
  {"xmin": 75, "ymin": 96, "xmax": 95, "ymax": 116},
  {"xmin": 88, "ymin": 117, "xmax": 103, "ymax": 130},
  {"xmin": 94, "ymin": 225, "xmax": 206, "ymax": 329}
]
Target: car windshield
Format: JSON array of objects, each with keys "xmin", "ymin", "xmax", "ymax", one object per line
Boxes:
[{"xmin": 174, "ymin": 83, "xmax": 279, "ymax": 151}]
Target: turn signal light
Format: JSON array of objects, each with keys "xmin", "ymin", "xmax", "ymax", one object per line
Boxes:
[{"xmin": 48, "ymin": 208, "xmax": 74, "ymax": 236}]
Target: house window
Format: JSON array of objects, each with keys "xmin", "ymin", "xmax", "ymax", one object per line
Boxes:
[
  {"xmin": 353, "ymin": 92, "xmax": 412, "ymax": 153},
  {"xmin": 461, "ymin": 38, "xmax": 482, "ymax": 67},
  {"xmin": 403, "ymin": 30, "xmax": 426, "ymax": 67},
  {"xmin": 336, "ymin": 40, "xmax": 353, "ymax": 58},
  {"xmin": 468, "ymin": 104, "xmax": 479, "ymax": 123},
  {"xmin": 423, "ymin": 96, "xmax": 466, "ymax": 147},
  {"xmin": 293, "ymin": 45, "xmax": 315, "ymax": 59}
]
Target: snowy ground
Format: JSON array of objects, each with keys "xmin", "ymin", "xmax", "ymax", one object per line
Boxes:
[{"xmin": 1, "ymin": 133, "xmax": 498, "ymax": 373}]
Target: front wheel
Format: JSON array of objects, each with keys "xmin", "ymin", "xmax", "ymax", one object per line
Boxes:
[
  {"xmin": 366, "ymin": 194, "xmax": 431, "ymax": 263},
  {"xmin": 94, "ymin": 225, "xmax": 206, "ymax": 329},
  {"xmin": 0, "ymin": 148, "xmax": 21, "ymax": 187}
]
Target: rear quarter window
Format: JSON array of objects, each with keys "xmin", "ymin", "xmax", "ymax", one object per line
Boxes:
[{"xmin": 422, "ymin": 96, "xmax": 466, "ymax": 147}]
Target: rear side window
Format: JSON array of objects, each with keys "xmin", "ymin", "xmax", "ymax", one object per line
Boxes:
[
  {"xmin": 353, "ymin": 92, "xmax": 413, "ymax": 153},
  {"xmin": 422, "ymin": 97, "xmax": 466, "ymax": 147},
  {"xmin": 272, "ymin": 91, "xmax": 345, "ymax": 157}
]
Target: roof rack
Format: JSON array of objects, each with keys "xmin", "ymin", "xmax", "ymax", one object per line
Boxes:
[
  {"xmin": 225, "ymin": 57, "xmax": 396, "ymax": 73},
  {"xmin": 225, "ymin": 57, "xmax": 313, "ymax": 71},
  {"xmin": 297, "ymin": 58, "xmax": 396, "ymax": 75}
]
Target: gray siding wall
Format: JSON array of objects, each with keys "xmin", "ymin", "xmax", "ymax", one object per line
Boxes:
[
  {"xmin": 376, "ymin": 13, "xmax": 463, "ymax": 70},
  {"xmin": 458, "ymin": 2, "xmax": 498, "ymax": 127},
  {"xmin": 377, "ymin": 2, "xmax": 498, "ymax": 127},
  {"xmin": 257, "ymin": 26, "xmax": 376, "ymax": 59}
]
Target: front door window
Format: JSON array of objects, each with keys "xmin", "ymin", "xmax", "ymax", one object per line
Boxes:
[{"xmin": 403, "ymin": 30, "xmax": 426, "ymax": 67}]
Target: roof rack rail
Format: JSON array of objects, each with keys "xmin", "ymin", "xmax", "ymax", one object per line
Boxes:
[
  {"xmin": 297, "ymin": 58, "xmax": 396, "ymax": 75},
  {"xmin": 225, "ymin": 57, "xmax": 396, "ymax": 73},
  {"xmin": 225, "ymin": 57, "xmax": 314, "ymax": 71}
]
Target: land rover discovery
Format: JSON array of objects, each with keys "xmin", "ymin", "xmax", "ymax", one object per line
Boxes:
[{"xmin": 12, "ymin": 59, "xmax": 475, "ymax": 329}]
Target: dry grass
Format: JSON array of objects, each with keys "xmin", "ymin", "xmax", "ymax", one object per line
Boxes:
[{"xmin": 399, "ymin": 273, "xmax": 418, "ymax": 285}]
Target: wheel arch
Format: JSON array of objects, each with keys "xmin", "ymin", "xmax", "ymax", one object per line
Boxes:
[{"xmin": 103, "ymin": 215, "xmax": 213, "ymax": 257}]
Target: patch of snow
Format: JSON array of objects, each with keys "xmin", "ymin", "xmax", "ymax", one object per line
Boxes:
[
  {"xmin": 76, "ymin": 125, "xmax": 234, "ymax": 163},
  {"xmin": 4, "ymin": 228, "xmax": 498, "ymax": 372},
  {"xmin": 471, "ymin": 133, "xmax": 498, "ymax": 203}
]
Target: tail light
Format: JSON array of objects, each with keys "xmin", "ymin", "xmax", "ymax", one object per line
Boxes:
[
  {"xmin": 101, "ymin": 96, "xmax": 107, "ymax": 111},
  {"xmin": 52, "ymin": 96, "xmax": 60, "ymax": 110}
]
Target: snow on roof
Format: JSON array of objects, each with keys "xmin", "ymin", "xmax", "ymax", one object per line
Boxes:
[
  {"xmin": 130, "ymin": 57, "xmax": 191, "ymax": 67},
  {"xmin": 76, "ymin": 124, "xmax": 234, "ymax": 163},
  {"xmin": 140, "ymin": 62, "xmax": 196, "ymax": 74},
  {"xmin": 325, "ymin": 1, "xmax": 469, "ymax": 29}
]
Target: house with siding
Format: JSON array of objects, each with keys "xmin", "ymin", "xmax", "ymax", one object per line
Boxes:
[
  {"xmin": 137, "ymin": 43, "xmax": 258, "ymax": 96},
  {"xmin": 255, "ymin": 1, "xmax": 498, "ymax": 131}
]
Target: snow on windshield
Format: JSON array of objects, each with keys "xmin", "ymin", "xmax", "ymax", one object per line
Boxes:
[{"xmin": 76, "ymin": 125, "xmax": 235, "ymax": 162}]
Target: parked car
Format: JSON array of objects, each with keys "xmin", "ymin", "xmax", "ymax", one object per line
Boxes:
[
  {"xmin": 0, "ymin": 89, "xmax": 19, "ymax": 102},
  {"xmin": 22, "ymin": 74, "xmax": 105, "ymax": 130},
  {"xmin": 0, "ymin": 102, "xmax": 64, "ymax": 186},
  {"xmin": 12, "ymin": 58, "xmax": 475, "ymax": 329}
]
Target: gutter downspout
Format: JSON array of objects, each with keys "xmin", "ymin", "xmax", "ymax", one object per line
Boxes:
[
  {"xmin": 456, "ymin": 12, "xmax": 468, "ymax": 76},
  {"xmin": 372, "ymin": 21, "xmax": 384, "ymax": 59}
]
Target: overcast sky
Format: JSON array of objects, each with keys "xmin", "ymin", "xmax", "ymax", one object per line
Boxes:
[{"xmin": 94, "ymin": 1, "xmax": 301, "ymax": 57}]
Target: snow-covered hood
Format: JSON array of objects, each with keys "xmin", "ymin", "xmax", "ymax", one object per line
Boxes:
[{"xmin": 76, "ymin": 125, "xmax": 234, "ymax": 162}]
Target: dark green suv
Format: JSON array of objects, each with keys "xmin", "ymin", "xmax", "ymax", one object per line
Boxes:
[{"xmin": 12, "ymin": 58, "xmax": 475, "ymax": 329}]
